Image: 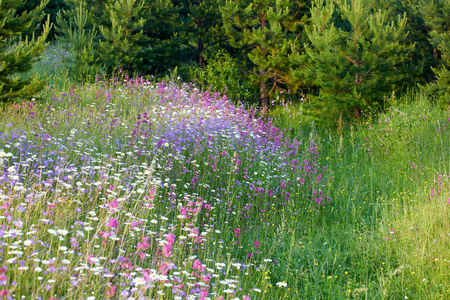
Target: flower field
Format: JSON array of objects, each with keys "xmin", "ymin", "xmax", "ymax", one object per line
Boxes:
[
  {"xmin": 1, "ymin": 72, "xmax": 450, "ymax": 299},
  {"xmin": 0, "ymin": 78, "xmax": 332, "ymax": 299}
]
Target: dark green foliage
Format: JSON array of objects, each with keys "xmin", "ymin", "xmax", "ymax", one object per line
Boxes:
[
  {"xmin": 292, "ymin": 0, "xmax": 415, "ymax": 120},
  {"xmin": 419, "ymin": 0, "xmax": 450, "ymax": 105},
  {"xmin": 0, "ymin": 0, "xmax": 51, "ymax": 101},
  {"xmin": 97, "ymin": 0, "xmax": 148, "ymax": 73},
  {"xmin": 389, "ymin": 0, "xmax": 435, "ymax": 84},
  {"xmin": 176, "ymin": 0, "xmax": 226, "ymax": 69},
  {"xmin": 139, "ymin": 0, "xmax": 184, "ymax": 75},
  {"xmin": 55, "ymin": 3, "xmax": 99, "ymax": 79},
  {"xmin": 195, "ymin": 50, "xmax": 253, "ymax": 103},
  {"xmin": 221, "ymin": 0, "xmax": 310, "ymax": 113},
  {"xmin": 16, "ymin": 0, "xmax": 67, "ymax": 39},
  {"xmin": 57, "ymin": 0, "xmax": 180, "ymax": 77}
]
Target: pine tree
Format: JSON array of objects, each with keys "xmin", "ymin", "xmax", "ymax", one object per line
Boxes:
[
  {"xmin": 293, "ymin": 0, "xmax": 414, "ymax": 120},
  {"xmin": 139, "ymin": 0, "xmax": 182, "ymax": 75},
  {"xmin": 57, "ymin": 0, "xmax": 179, "ymax": 76},
  {"xmin": 97, "ymin": 0, "xmax": 148, "ymax": 73},
  {"xmin": 388, "ymin": 0, "xmax": 434, "ymax": 84},
  {"xmin": 56, "ymin": 2, "xmax": 99, "ymax": 79},
  {"xmin": 420, "ymin": 0, "xmax": 450, "ymax": 104},
  {"xmin": 0, "ymin": 0, "xmax": 51, "ymax": 101},
  {"xmin": 19, "ymin": 0, "xmax": 68, "ymax": 39},
  {"xmin": 178, "ymin": 0, "xmax": 226, "ymax": 69},
  {"xmin": 221, "ymin": 0, "xmax": 309, "ymax": 113}
]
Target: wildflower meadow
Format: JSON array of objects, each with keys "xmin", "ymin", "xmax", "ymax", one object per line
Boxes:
[
  {"xmin": 0, "ymin": 75, "xmax": 332, "ymax": 299},
  {"xmin": 1, "ymin": 52, "xmax": 450, "ymax": 299}
]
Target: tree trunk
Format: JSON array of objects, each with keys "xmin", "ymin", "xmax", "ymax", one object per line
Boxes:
[
  {"xmin": 354, "ymin": 73, "xmax": 360, "ymax": 118},
  {"xmin": 260, "ymin": 15, "xmax": 268, "ymax": 113},
  {"xmin": 196, "ymin": 17, "xmax": 204, "ymax": 69},
  {"xmin": 198, "ymin": 36, "xmax": 204, "ymax": 68},
  {"xmin": 354, "ymin": 107, "xmax": 360, "ymax": 119},
  {"xmin": 260, "ymin": 74, "xmax": 268, "ymax": 114}
]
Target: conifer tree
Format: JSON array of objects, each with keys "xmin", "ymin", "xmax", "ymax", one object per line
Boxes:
[
  {"xmin": 0, "ymin": 0, "xmax": 50, "ymax": 101},
  {"xmin": 221, "ymin": 0, "xmax": 309, "ymax": 113},
  {"xmin": 389, "ymin": 0, "xmax": 434, "ymax": 84},
  {"xmin": 139, "ymin": 0, "xmax": 183, "ymax": 75},
  {"xmin": 19, "ymin": 0, "xmax": 68, "ymax": 39},
  {"xmin": 57, "ymin": 0, "xmax": 178, "ymax": 76},
  {"xmin": 420, "ymin": 0, "xmax": 450, "ymax": 104},
  {"xmin": 56, "ymin": 2, "xmax": 99, "ymax": 78},
  {"xmin": 178, "ymin": 0, "xmax": 226, "ymax": 68},
  {"xmin": 293, "ymin": 0, "xmax": 414, "ymax": 119},
  {"xmin": 97, "ymin": 0, "xmax": 148, "ymax": 73}
]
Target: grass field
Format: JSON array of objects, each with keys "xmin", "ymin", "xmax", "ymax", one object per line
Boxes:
[{"xmin": 0, "ymin": 46, "xmax": 449, "ymax": 299}]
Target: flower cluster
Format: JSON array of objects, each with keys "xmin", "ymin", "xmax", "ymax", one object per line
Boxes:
[{"xmin": 0, "ymin": 78, "xmax": 332, "ymax": 299}]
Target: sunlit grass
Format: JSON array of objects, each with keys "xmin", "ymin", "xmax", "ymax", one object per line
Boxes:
[{"xmin": 1, "ymin": 44, "xmax": 450, "ymax": 299}]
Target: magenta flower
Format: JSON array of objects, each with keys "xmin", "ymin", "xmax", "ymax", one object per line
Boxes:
[
  {"xmin": 136, "ymin": 239, "xmax": 149, "ymax": 251},
  {"xmin": 166, "ymin": 233, "xmax": 175, "ymax": 245},
  {"xmin": 162, "ymin": 244, "xmax": 172, "ymax": 258},
  {"xmin": 106, "ymin": 218, "xmax": 119, "ymax": 228},
  {"xmin": 192, "ymin": 259, "xmax": 205, "ymax": 272},
  {"xmin": 160, "ymin": 262, "xmax": 170, "ymax": 275},
  {"xmin": 105, "ymin": 285, "xmax": 117, "ymax": 298},
  {"xmin": 234, "ymin": 228, "xmax": 241, "ymax": 237},
  {"xmin": 200, "ymin": 288, "xmax": 209, "ymax": 297},
  {"xmin": 107, "ymin": 200, "xmax": 118, "ymax": 208}
]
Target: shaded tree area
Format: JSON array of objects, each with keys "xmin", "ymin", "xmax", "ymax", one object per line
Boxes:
[
  {"xmin": 4, "ymin": 0, "xmax": 450, "ymax": 118},
  {"xmin": 291, "ymin": 0, "xmax": 415, "ymax": 119},
  {"xmin": 0, "ymin": 0, "xmax": 51, "ymax": 101},
  {"xmin": 418, "ymin": 0, "xmax": 450, "ymax": 105},
  {"xmin": 221, "ymin": 0, "xmax": 311, "ymax": 113},
  {"xmin": 16, "ymin": 0, "xmax": 67, "ymax": 38}
]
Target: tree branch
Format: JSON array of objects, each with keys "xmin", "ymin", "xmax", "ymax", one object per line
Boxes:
[{"xmin": 357, "ymin": 67, "xmax": 372, "ymax": 86}]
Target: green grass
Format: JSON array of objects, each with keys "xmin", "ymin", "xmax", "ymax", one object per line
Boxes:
[
  {"xmin": 2, "ymin": 44, "xmax": 450, "ymax": 299},
  {"xmin": 269, "ymin": 90, "xmax": 450, "ymax": 299}
]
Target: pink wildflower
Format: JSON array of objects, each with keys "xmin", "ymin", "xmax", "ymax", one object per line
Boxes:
[
  {"xmin": 142, "ymin": 269, "xmax": 152, "ymax": 281},
  {"xmin": 87, "ymin": 254, "xmax": 94, "ymax": 264},
  {"xmin": 106, "ymin": 218, "xmax": 119, "ymax": 228},
  {"xmin": 200, "ymin": 287, "xmax": 209, "ymax": 297},
  {"xmin": 160, "ymin": 262, "xmax": 170, "ymax": 275},
  {"xmin": 162, "ymin": 244, "xmax": 172, "ymax": 258},
  {"xmin": 166, "ymin": 233, "xmax": 175, "ymax": 245},
  {"xmin": 137, "ymin": 237, "xmax": 149, "ymax": 251},
  {"xmin": 192, "ymin": 259, "xmax": 205, "ymax": 272},
  {"xmin": 107, "ymin": 200, "xmax": 118, "ymax": 209},
  {"xmin": 105, "ymin": 285, "xmax": 117, "ymax": 298}
]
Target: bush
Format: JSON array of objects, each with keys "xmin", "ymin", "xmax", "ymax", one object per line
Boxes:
[{"xmin": 195, "ymin": 50, "xmax": 253, "ymax": 104}]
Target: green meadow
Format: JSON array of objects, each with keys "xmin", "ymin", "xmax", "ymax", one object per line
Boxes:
[{"xmin": 0, "ymin": 44, "xmax": 449, "ymax": 300}]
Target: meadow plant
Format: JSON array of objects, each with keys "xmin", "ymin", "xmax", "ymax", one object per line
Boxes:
[{"xmin": 0, "ymin": 78, "xmax": 332, "ymax": 299}]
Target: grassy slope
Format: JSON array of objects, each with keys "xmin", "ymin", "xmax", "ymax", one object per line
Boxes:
[
  {"xmin": 271, "ymin": 92, "xmax": 450, "ymax": 299},
  {"xmin": 1, "ymin": 45, "xmax": 449, "ymax": 299}
]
